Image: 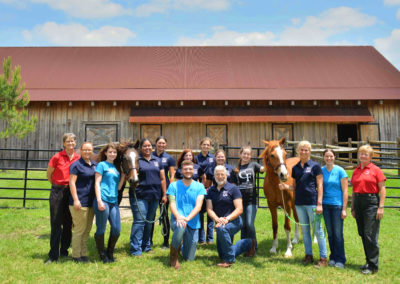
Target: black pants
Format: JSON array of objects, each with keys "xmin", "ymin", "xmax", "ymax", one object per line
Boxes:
[
  {"xmin": 48, "ymin": 185, "xmax": 72, "ymax": 260},
  {"xmin": 150, "ymin": 200, "xmax": 170, "ymax": 246},
  {"xmin": 353, "ymin": 193, "xmax": 380, "ymax": 270}
]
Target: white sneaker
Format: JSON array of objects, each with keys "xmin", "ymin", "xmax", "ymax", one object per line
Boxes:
[{"xmin": 328, "ymin": 260, "xmax": 335, "ymax": 267}]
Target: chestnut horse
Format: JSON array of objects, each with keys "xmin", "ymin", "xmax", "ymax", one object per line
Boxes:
[{"xmin": 260, "ymin": 137, "xmax": 300, "ymax": 257}]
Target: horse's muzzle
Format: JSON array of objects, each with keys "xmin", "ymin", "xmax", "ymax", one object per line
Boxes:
[
  {"xmin": 129, "ymin": 178, "xmax": 139, "ymax": 188},
  {"xmin": 279, "ymin": 174, "xmax": 288, "ymax": 183}
]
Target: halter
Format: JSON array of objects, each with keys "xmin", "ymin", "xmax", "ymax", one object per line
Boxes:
[
  {"xmin": 267, "ymin": 159, "xmax": 286, "ymax": 173},
  {"xmin": 122, "ymin": 155, "xmax": 137, "ymax": 176}
]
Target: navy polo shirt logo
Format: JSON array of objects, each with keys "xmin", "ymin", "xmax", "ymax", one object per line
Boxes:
[
  {"xmin": 162, "ymin": 158, "xmax": 167, "ymax": 163},
  {"xmin": 154, "ymin": 161, "xmax": 159, "ymax": 167},
  {"xmin": 194, "ymin": 169, "xmax": 198, "ymax": 175},
  {"xmin": 223, "ymin": 191, "xmax": 228, "ymax": 197},
  {"xmin": 209, "ymin": 158, "xmax": 214, "ymax": 163},
  {"xmin": 305, "ymin": 167, "xmax": 311, "ymax": 173}
]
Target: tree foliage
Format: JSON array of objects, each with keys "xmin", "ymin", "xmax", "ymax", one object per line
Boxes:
[{"xmin": 0, "ymin": 56, "xmax": 37, "ymax": 139}]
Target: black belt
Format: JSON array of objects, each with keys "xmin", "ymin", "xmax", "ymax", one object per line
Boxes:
[
  {"xmin": 52, "ymin": 184, "xmax": 69, "ymax": 189},
  {"xmin": 354, "ymin": 193, "xmax": 378, "ymax": 197}
]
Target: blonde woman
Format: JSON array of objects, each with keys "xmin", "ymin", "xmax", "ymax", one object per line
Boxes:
[{"xmin": 351, "ymin": 145, "xmax": 386, "ymax": 275}]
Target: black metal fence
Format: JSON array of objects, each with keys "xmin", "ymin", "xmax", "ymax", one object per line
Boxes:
[{"xmin": 1, "ymin": 146, "xmax": 399, "ymax": 209}]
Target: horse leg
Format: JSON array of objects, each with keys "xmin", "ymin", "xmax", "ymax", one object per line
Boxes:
[
  {"xmin": 283, "ymin": 199, "xmax": 293, "ymax": 258},
  {"xmin": 290, "ymin": 196, "xmax": 300, "ymax": 244},
  {"xmin": 269, "ymin": 202, "xmax": 279, "ymax": 254}
]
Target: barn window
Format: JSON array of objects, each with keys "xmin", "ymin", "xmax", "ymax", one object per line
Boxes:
[
  {"xmin": 140, "ymin": 124, "xmax": 162, "ymax": 143},
  {"xmin": 85, "ymin": 124, "xmax": 119, "ymax": 146},
  {"xmin": 206, "ymin": 124, "xmax": 228, "ymax": 146},
  {"xmin": 272, "ymin": 124, "xmax": 293, "ymax": 141}
]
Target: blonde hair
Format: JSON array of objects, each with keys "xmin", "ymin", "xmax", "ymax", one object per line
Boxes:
[
  {"xmin": 297, "ymin": 140, "xmax": 311, "ymax": 153},
  {"xmin": 62, "ymin": 133, "xmax": 76, "ymax": 143},
  {"xmin": 358, "ymin": 144, "xmax": 374, "ymax": 157}
]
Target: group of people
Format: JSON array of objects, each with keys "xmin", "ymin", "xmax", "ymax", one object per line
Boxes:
[{"xmin": 45, "ymin": 133, "xmax": 386, "ymax": 274}]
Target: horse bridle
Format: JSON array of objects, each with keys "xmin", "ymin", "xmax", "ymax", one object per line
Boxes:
[
  {"xmin": 267, "ymin": 159, "xmax": 286, "ymax": 174},
  {"xmin": 122, "ymin": 156, "xmax": 137, "ymax": 176}
]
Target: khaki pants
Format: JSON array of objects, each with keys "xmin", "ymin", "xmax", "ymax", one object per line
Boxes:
[{"xmin": 69, "ymin": 206, "xmax": 94, "ymax": 258}]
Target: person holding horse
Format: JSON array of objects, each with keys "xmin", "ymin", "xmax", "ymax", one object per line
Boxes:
[
  {"xmin": 68, "ymin": 142, "xmax": 97, "ymax": 263},
  {"xmin": 279, "ymin": 140, "xmax": 327, "ymax": 268},
  {"xmin": 150, "ymin": 136, "xmax": 176, "ymax": 249},
  {"xmin": 175, "ymin": 149, "xmax": 205, "ymax": 182},
  {"xmin": 45, "ymin": 132, "xmax": 80, "ymax": 265},
  {"xmin": 196, "ymin": 137, "xmax": 215, "ymax": 245},
  {"xmin": 206, "ymin": 165, "xmax": 256, "ymax": 268},
  {"xmin": 129, "ymin": 138, "xmax": 167, "ymax": 256},
  {"xmin": 321, "ymin": 149, "xmax": 348, "ymax": 269},
  {"xmin": 167, "ymin": 160, "xmax": 206, "ymax": 269},
  {"xmin": 351, "ymin": 144, "xmax": 386, "ymax": 275},
  {"xmin": 234, "ymin": 145, "xmax": 265, "ymax": 251},
  {"xmin": 205, "ymin": 149, "xmax": 235, "ymax": 187},
  {"xmin": 93, "ymin": 142, "xmax": 125, "ymax": 263}
]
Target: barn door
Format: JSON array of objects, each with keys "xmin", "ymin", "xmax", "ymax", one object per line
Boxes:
[
  {"xmin": 272, "ymin": 123, "xmax": 293, "ymax": 141},
  {"xmin": 140, "ymin": 124, "xmax": 162, "ymax": 143},
  {"xmin": 359, "ymin": 123, "xmax": 380, "ymax": 143},
  {"xmin": 206, "ymin": 124, "xmax": 227, "ymax": 146}
]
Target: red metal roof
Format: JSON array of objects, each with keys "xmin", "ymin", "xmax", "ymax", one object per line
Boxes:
[{"xmin": 0, "ymin": 46, "xmax": 399, "ymax": 101}]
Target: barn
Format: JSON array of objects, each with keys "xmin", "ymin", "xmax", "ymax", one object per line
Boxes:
[{"xmin": 0, "ymin": 46, "xmax": 399, "ymax": 155}]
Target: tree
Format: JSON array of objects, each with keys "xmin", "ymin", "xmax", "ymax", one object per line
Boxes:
[{"xmin": 0, "ymin": 56, "xmax": 37, "ymax": 139}]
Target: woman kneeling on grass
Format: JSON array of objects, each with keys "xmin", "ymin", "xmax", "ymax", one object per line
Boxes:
[
  {"xmin": 94, "ymin": 143, "xmax": 125, "ymax": 263},
  {"xmin": 68, "ymin": 142, "xmax": 97, "ymax": 263}
]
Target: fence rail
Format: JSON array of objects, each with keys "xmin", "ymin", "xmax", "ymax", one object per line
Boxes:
[{"xmin": 1, "ymin": 142, "xmax": 399, "ymax": 209}]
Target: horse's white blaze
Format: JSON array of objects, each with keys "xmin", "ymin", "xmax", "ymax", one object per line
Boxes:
[
  {"xmin": 275, "ymin": 146, "xmax": 288, "ymax": 180},
  {"xmin": 270, "ymin": 238, "xmax": 278, "ymax": 254},
  {"xmin": 129, "ymin": 151, "xmax": 139, "ymax": 182}
]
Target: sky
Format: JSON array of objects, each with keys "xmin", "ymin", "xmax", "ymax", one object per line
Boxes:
[{"xmin": 0, "ymin": 0, "xmax": 399, "ymax": 70}]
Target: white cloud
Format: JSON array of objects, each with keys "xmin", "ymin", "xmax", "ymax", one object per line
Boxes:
[
  {"xmin": 22, "ymin": 22, "xmax": 135, "ymax": 46},
  {"xmin": 176, "ymin": 7, "xmax": 376, "ymax": 46},
  {"xmin": 177, "ymin": 26, "xmax": 275, "ymax": 46},
  {"xmin": 384, "ymin": 0, "xmax": 400, "ymax": 5},
  {"xmin": 0, "ymin": 0, "xmax": 130, "ymax": 18},
  {"xmin": 374, "ymin": 29, "xmax": 400, "ymax": 69},
  {"xmin": 135, "ymin": 0, "xmax": 230, "ymax": 17}
]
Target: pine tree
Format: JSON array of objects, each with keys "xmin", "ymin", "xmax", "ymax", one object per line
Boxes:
[{"xmin": 0, "ymin": 56, "xmax": 37, "ymax": 139}]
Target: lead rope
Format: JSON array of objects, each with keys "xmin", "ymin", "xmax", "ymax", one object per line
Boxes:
[{"xmin": 132, "ymin": 189, "xmax": 166, "ymax": 224}]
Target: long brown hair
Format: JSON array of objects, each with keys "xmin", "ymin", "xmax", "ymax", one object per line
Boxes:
[
  {"xmin": 177, "ymin": 149, "xmax": 196, "ymax": 168},
  {"xmin": 234, "ymin": 146, "xmax": 252, "ymax": 174},
  {"xmin": 98, "ymin": 142, "xmax": 122, "ymax": 174}
]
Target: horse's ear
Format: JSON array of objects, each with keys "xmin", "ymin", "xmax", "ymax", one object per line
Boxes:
[
  {"xmin": 279, "ymin": 137, "xmax": 286, "ymax": 146},
  {"xmin": 133, "ymin": 139, "xmax": 140, "ymax": 149},
  {"xmin": 263, "ymin": 140, "xmax": 270, "ymax": 147}
]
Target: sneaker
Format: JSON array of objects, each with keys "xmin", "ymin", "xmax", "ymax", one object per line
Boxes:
[
  {"xmin": 360, "ymin": 264, "xmax": 368, "ymax": 270},
  {"xmin": 44, "ymin": 258, "xmax": 57, "ymax": 265},
  {"xmin": 328, "ymin": 260, "xmax": 336, "ymax": 267},
  {"xmin": 335, "ymin": 262, "xmax": 345, "ymax": 269},
  {"xmin": 80, "ymin": 256, "xmax": 89, "ymax": 263},
  {"xmin": 361, "ymin": 268, "xmax": 378, "ymax": 275}
]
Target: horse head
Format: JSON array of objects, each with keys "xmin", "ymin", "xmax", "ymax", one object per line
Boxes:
[
  {"xmin": 260, "ymin": 137, "xmax": 289, "ymax": 182},
  {"xmin": 120, "ymin": 140, "xmax": 140, "ymax": 188}
]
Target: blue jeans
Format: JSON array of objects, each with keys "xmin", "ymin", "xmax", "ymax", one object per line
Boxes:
[
  {"xmin": 93, "ymin": 199, "xmax": 121, "ymax": 237},
  {"xmin": 295, "ymin": 205, "xmax": 327, "ymax": 258},
  {"xmin": 199, "ymin": 209, "xmax": 214, "ymax": 243},
  {"xmin": 129, "ymin": 196, "xmax": 159, "ymax": 256},
  {"xmin": 323, "ymin": 204, "xmax": 346, "ymax": 264},
  {"xmin": 171, "ymin": 219, "xmax": 199, "ymax": 261},
  {"xmin": 240, "ymin": 204, "xmax": 257, "ymax": 244},
  {"xmin": 216, "ymin": 217, "xmax": 252, "ymax": 263}
]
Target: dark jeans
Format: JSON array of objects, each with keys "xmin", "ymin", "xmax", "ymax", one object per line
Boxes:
[
  {"xmin": 199, "ymin": 200, "xmax": 214, "ymax": 243},
  {"xmin": 323, "ymin": 204, "xmax": 346, "ymax": 264},
  {"xmin": 354, "ymin": 193, "xmax": 380, "ymax": 270},
  {"xmin": 150, "ymin": 200, "xmax": 170, "ymax": 246},
  {"xmin": 48, "ymin": 185, "xmax": 72, "ymax": 260}
]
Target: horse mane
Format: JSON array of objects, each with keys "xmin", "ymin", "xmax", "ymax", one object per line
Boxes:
[{"xmin": 118, "ymin": 139, "xmax": 140, "ymax": 155}]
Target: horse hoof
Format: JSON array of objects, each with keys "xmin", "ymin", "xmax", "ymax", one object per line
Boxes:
[
  {"xmin": 269, "ymin": 248, "xmax": 277, "ymax": 254},
  {"xmin": 284, "ymin": 251, "xmax": 292, "ymax": 258},
  {"xmin": 292, "ymin": 238, "xmax": 299, "ymax": 244}
]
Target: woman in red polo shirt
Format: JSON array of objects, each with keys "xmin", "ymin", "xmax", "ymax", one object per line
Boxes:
[
  {"xmin": 45, "ymin": 133, "xmax": 80, "ymax": 264},
  {"xmin": 351, "ymin": 144, "xmax": 386, "ymax": 275}
]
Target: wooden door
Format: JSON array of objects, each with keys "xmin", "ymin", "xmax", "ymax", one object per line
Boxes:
[
  {"xmin": 140, "ymin": 124, "xmax": 162, "ymax": 144},
  {"xmin": 359, "ymin": 123, "xmax": 380, "ymax": 142},
  {"xmin": 272, "ymin": 124, "xmax": 293, "ymax": 141}
]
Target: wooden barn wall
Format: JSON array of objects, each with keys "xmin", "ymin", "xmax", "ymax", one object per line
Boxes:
[{"xmin": 367, "ymin": 101, "xmax": 400, "ymax": 141}]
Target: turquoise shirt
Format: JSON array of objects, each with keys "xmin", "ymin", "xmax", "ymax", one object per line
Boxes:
[
  {"xmin": 322, "ymin": 165, "xmax": 348, "ymax": 206},
  {"xmin": 95, "ymin": 161, "xmax": 120, "ymax": 204},
  {"xmin": 167, "ymin": 180, "xmax": 206, "ymax": 229}
]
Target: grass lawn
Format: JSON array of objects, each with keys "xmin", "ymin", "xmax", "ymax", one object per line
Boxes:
[{"xmin": 0, "ymin": 170, "xmax": 400, "ymax": 283}]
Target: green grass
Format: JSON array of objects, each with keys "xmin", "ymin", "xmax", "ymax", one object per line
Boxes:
[{"xmin": 0, "ymin": 170, "xmax": 400, "ymax": 283}]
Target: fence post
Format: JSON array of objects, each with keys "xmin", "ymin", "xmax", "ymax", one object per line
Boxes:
[
  {"xmin": 22, "ymin": 150, "xmax": 30, "ymax": 208},
  {"xmin": 397, "ymin": 137, "xmax": 400, "ymax": 176},
  {"xmin": 348, "ymin": 138, "xmax": 352, "ymax": 165}
]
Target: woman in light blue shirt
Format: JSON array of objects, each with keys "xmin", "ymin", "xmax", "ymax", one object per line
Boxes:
[{"xmin": 322, "ymin": 149, "xmax": 348, "ymax": 269}]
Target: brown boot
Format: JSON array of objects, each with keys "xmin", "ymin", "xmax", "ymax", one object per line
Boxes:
[
  {"xmin": 169, "ymin": 245, "xmax": 181, "ymax": 270},
  {"xmin": 314, "ymin": 258, "xmax": 328, "ymax": 269},
  {"xmin": 302, "ymin": 254, "xmax": 314, "ymax": 265}
]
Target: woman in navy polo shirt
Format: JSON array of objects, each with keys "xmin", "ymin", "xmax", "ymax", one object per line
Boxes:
[
  {"xmin": 196, "ymin": 137, "xmax": 215, "ymax": 245},
  {"xmin": 129, "ymin": 138, "xmax": 167, "ymax": 256},
  {"xmin": 279, "ymin": 140, "xmax": 327, "ymax": 267},
  {"xmin": 94, "ymin": 142, "xmax": 125, "ymax": 263},
  {"xmin": 205, "ymin": 149, "xmax": 235, "ymax": 187},
  {"xmin": 151, "ymin": 136, "xmax": 176, "ymax": 249},
  {"xmin": 175, "ymin": 149, "xmax": 205, "ymax": 182},
  {"xmin": 69, "ymin": 142, "xmax": 97, "ymax": 263}
]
